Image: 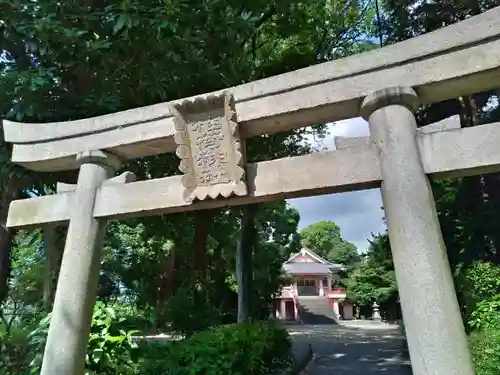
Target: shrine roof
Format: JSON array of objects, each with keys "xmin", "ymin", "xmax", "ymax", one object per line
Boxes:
[
  {"xmin": 283, "ymin": 262, "xmax": 337, "ymax": 275},
  {"xmin": 285, "ymin": 247, "xmax": 339, "ymax": 265},
  {"xmin": 282, "ymin": 248, "xmax": 343, "ymax": 275}
]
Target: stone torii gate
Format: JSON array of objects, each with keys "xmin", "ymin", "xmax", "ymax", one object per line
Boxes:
[{"xmin": 3, "ymin": 7, "xmax": 500, "ymax": 375}]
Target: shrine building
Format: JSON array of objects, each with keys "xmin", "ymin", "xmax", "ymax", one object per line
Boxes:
[{"xmin": 275, "ymin": 248, "xmax": 351, "ymax": 322}]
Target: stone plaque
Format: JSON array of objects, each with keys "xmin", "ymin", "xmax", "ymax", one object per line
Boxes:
[{"xmin": 169, "ymin": 91, "xmax": 248, "ymax": 202}]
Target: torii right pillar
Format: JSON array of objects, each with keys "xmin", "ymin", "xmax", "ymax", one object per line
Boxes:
[{"xmin": 360, "ymin": 87, "xmax": 475, "ymax": 375}]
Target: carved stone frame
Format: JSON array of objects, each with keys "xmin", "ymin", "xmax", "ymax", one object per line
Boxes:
[{"xmin": 169, "ymin": 91, "xmax": 248, "ymax": 202}]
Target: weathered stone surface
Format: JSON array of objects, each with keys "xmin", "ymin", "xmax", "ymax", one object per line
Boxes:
[
  {"xmin": 333, "ymin": 136, "xmax": 370, "ymax": 150},
  {"xmin": 56, "ymin": 171, "xmax": 137, "ymax": 193},
  {"xmin": 40, "ymin": 150, "xmax": 120, "ymax": 375},
  {"xmin": 7, "ymin": 119, "xmax": 500, "ymax": 228},
  {"xmin": 419, "ymin": 114, "xmax": 460, "ymax": 133},
  {"xmin": 334, "ymin": 114, "xmax": 462, "ymax": 150},
  {"xmin": 361, "ymin": 87, "xmax": 474, "ymax": 375},
  {"xmin": 8, "ymin": 144, "xmax": 381, "ymax": 228},
  {"xmin": 169, "ymin": 92, "xmax": 247, "ymax": 202},
  {"xmin": 359, "ymin": 87, "xmax": 419, "ymax": 120},
  {"xmin": 3, "ymin": 7, "xmax": 500, "ymax": 171}
]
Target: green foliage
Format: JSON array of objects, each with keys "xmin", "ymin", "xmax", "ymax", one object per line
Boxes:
[
  {"xmin": 0, "ymin": 0, "xmax": 373, "ymax": 314},
  {"xmin": 163, "ymin": 286, "xmax": 221, "ymax": 337},
  {"xmin": 299, "ymin": 220, "xmax": 361, "ymax": 289},
  {"xmin": 346, "ymin": 262, "xmax": 397, "ymax": 306},
  {"xmin": 2, "ymin": 302, "xmax": 293, "ymax": 375},
  {"xmin": 7, "ymin": 231, "xmax": 46, "ymax": 310},
  {"xmin": 2, "ymin": 302, "xmax": 143, "ymax": 375},
  {"xmin": 468, "ymin": 295, "xmax": 500, "ymax": 331},
  {"xmin": 0, "ymin": 313, "xmax": 50, "ymax": 374},
  {"xmin": 469, "ymin": 319, "xmax": 500, "ymax": 375},
  {"xmin": 380, "ymin": 0, "xmax": 500, "ymax": 46},
  {"xmin": 138, "ymin": 322, "xmax": 292, "ymax": 375},
  {"xmin": 463, "ymin": 261, "xmax": 500, "ymax": 303},
  {"xmin": 0, "ymin": 0, "xmax": 371, "ymax": 126},
  {"xmin": 85, "ymin": 302, "xmax": 141, "ymax": 375},
  {"xmin": 15, "ymin": 0, "xmax": 500, "ymax": 372},
  {"xmin": 25, "ymin": 314, "xmax": 51, "ymax": 371},
  {"xmin": 299, "ymin": 220, "xmax": 360, "ymax": 266},
  {"xmin": 460, "ymin": 261, "xmax": 500, "ymax": 324},
  {"xmin": 98, "ymin": 201, "xmax": 302, "ymax": 328},
  {"xmin": 0, "ymin": 324, "xmax": 31, "ymax": 373},
  {"xmin": 346, "ymin": 234, "xmax": 397, "ymax": 305}
]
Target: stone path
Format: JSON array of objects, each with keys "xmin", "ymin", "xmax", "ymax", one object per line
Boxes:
[{"xmin": 288, "ymin": 322, "xmax": 413, "ymax": 375}]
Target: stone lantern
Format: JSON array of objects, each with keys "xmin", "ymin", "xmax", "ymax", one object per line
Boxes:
[{"xmin": 372, "ymin": 302, "xmax": 382, "ymax": 321}]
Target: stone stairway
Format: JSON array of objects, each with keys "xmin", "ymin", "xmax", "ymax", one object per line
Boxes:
[{"xmin": 299, "ymin": 296, "xmax": 338, "ymax": 325}]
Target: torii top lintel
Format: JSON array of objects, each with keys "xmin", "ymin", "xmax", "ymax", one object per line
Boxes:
[{"xmin": 3, "ymin": 6, "xmax": 500, "ymax": 172}]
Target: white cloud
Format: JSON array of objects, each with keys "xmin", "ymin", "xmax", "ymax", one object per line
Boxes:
[{"xmin": 287, "ymin": 118, "xmax": 386, "ymax": 252}]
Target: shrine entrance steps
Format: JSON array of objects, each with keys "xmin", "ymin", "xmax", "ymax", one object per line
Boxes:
[{"xmin": 299, "ymin": 296, "xmax": 338, "ymax": 325}]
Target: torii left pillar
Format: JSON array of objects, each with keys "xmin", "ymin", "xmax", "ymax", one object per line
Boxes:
[{"xmin": 40, "ymin": 150, "xmax": 121, "ymax": 375}]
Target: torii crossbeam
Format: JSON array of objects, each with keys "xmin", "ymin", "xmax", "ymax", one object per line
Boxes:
[{"xmin": 7, "ymin": 116, "xmax": 500, "ymax": 229}]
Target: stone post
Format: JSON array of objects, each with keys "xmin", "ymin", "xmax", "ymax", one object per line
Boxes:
[
  {"xmin": 360, "ymin": 87, "xmax": 475, "ymax": 375},
  {"xmin": 40, "ymin": 150, "xmax": 121, "ymax": 375}
]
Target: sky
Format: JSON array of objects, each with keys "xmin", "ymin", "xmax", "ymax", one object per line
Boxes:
[{"xmin": 287, "ymin": 118, "xmax": 386, "ymax": 253}]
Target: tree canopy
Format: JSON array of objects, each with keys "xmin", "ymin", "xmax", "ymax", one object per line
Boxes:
[
  {"xmin": 0, "ymin": 0, "xmax": 377, "ymax": 308},
  {"xmin": 0, "ymin": 4, "xmax": 378, "ymax": 373},
  {"xmin": 299, "ymin": 221, "xmax": 359, "ymax": 263},
  {"xmin": 346, "ymin": 233, "xmax": 397, "ymax": 315}
]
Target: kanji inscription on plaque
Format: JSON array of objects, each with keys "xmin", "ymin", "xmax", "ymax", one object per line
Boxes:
[{"xmin": 169, "ymin": 91, "xmax": 248, "ymax": 202}]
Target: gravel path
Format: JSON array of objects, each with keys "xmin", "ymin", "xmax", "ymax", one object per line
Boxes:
[{"xmin": 289, "ymin": 322, "xmax": 413, "ymax": 375}]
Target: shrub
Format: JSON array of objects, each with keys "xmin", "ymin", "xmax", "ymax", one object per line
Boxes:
[
  {"xmin": 4, "ymin": 308, "xmax": 292, "ymax": 375},
  {"xmin": 469, "ymin": 319, "xmax": 500, "ymax": 375},
  {"xmin": 139, "ymin": 321, "xmax": 293, "ymax": 375},
  {"xmin": 460, "ymin": 261, "xmax": 500, "ymax": 325},
  {"xmin": 467, "ymin": 289, "xmax": 500, "ymax": 375},
  {"xmin": 85, "ymin": 302, "xmax": 141, "ymax": 375},
  {"xmin": 3, "ymin": 302, "xmax": 142, "ymax": 375},
  {"xmin": 468, "ymin": 294, "xmax": 500, "ymax": 331},
  {"xmin": 163, "ymin": 286, "xmax": 221, "ymax": 337},
  {"xmin": 0, "ymin": 325, "xmax": 31, "ymax": 374}
]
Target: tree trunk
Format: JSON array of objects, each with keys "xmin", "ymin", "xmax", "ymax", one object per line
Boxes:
[
  {"xmin": 42, "ymin": 225, "xmax": 58, "ymax": 311},
  {"xmin": 455, "ymin": 96, "xmax": 489, "ymax": 264},
  {"xmin": 483, "ymin": 174, "xmax": 500, "ymax": 263},
  {"xmin": 155, "ymin": 251, "xmax": 176, "ymax": 330},
  {"xmin": 0, "ymin": 210, "xmax": 12, "ymax": 306},
  {"xmin": 0, "ymin": 183, "xmax": 18, "ymax": 306},
  {"xmin": 194, "ymin": 211, "xmax": 211, "ymax": 280},
  {"xmin": 236, "ymin": 205, "xmax": 257, "ymax": 323}
]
